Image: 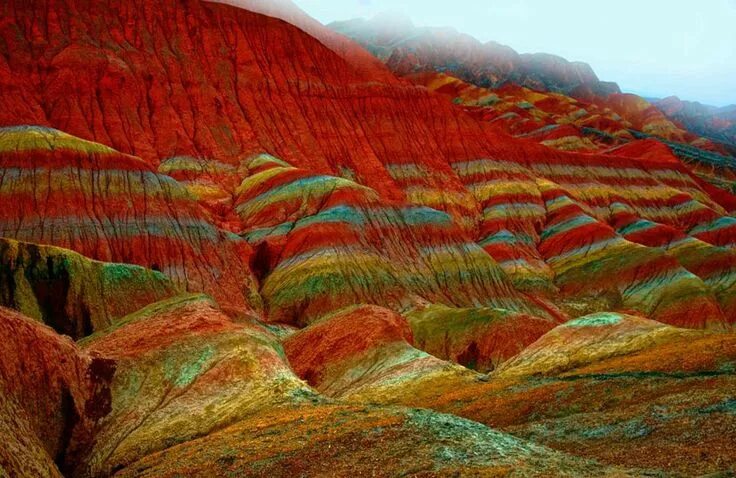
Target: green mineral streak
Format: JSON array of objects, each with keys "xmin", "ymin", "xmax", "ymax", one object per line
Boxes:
[
  {"xmin": 101, "ymin": 263, "xmax": 136, "ymax": 284},
  {"xmin": 10, "ymin": 268, "xmax": 43, "ymax": 322},
  {"xmin": 117, "ymin": 370, "xmax": 143, "ymax": 403},
  {"xmin": 404, "ymin": 409, "xmax": 533, "ymax": 463},
  {"xmin": 580, "ymin": 419, "xmax": 652, "ymax": 440},
  {"xmin": 101, "ymin": 262, "xmax": 169, "ymax": 286},
  {"xmin": 565, "ymin": 312, "xmax": 623, "ymax": 328},
  {"xmin": 698, "ymin": 399, "xmax": 736, "ymax": 415},
  {"xmin": 166, "ymin": 345, "xmax": 215, "ymax": 388},
  {"xmin": 477, "ymin": 94, "xmax": 499, "ymax": 107},
  {"xmin": 268, "ymin": 268, "xmax": 397, "ymax": 308},
  {"xmin": 246, "ymin": 153, "xmax": 291, "ymax": 169}
]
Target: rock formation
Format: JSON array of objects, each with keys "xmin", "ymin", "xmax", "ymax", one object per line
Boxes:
[{"xmin": 0, "ymin": 0, "xmax": 735, "ymax": 476}]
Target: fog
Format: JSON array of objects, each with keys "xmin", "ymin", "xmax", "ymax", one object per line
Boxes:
[{"xmin": 293, "ymin": 0, "xmax": 736, "ymax": 106}]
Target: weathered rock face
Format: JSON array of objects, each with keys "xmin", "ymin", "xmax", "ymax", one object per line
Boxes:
[
  {"xmin": 74, "ymin": 294, "xmax": 309, "ymax": 477},
  {"xmin": 0, "ymin": 126, "xmax": 261, "ymax": 316},
  {"xmin": 405, "ymin": 304, "xmax": 559, "ymax": 373},
  {"xmin": 344, "ymin": 314, "xmax": 736, "ymax": 476},
  {"xmin": 208, "ymin": 0, "xmax": 399, "ymax": 83},
  {"xmin": 0, "ymin": 0, "xmax": 488, "ymax": 209},
  {"xmin": 0, "ymin": 307, "xmax": 112, "ymax": 478},
  {"xmin": 0, "ymin": 238, "xmax": 179, "ymax": 338},
  {"xmin": 113, "ymin": 404, "xmax": 637, "ymax": 478},
  {"xmin": 495, "ymin": 312, "xmax": 703, "ymax": 378},
  {"xmin": 283, "ymin": 305, "xmax": 475, "ymax": 398}
]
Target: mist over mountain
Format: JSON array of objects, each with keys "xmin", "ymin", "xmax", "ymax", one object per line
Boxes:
[{"xmin": 296, "ymin": 0, "xmax": 736, "ymax": 106}]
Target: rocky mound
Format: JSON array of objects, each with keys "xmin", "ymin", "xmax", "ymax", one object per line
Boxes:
[
  {"xmin": 0, "ymin": 238, "xmax": 178, "ymax": 338},
  {"xmin": 496, "ymin": 312, "xmax": 703, "ymax": 377},
  {"xmin": 0, "ymin": 126, "xmax": 261, "ymax": 315},
  {"xmin": 74, "ymin": 294, "xmax": 308, "ymax": 476},
  {"xmin": 283, "ymin": 305, "xmax": 475, "ymax": 398}
]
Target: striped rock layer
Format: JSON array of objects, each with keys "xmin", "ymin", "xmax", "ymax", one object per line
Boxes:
[
  {"xmin": 0, "ymin": 126, "xmax": 261, "ymax": 316},
  {"xmin": 1, "ymin": 0, "xmax": 735, "ymax": 330},
  {"xmin": 0, "ymin": 1, "xmax": 735, "ymax": 477},
  {"xmin": 236, "ymin": 155, "xmax": 562, "ymax": 325}
]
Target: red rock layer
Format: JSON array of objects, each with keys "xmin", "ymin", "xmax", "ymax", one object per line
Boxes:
[
  {"xmin": 0, "ymin": 0, "xmax": 487, "ymax": 216},
  {"xmin": 209, "ymin": 0, "xmax": 399, "ymax": 83}
]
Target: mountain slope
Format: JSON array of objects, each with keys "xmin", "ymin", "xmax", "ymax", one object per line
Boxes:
[
  {"xmin": 329, "ymin": 15, "xmax": 736, "ymax": 191},
  {"xmin": 656, "ymin": 96, "xmax": 736, "ymax": 150},
  {"xmin": 330, "ymin": 14, "xmax": 621, "ymax": 97},
  {"xmin": 0, "ymin": 126, "xmax": 261, "ymax": 315},
  {"xmin": 2, "ymin": 0, "xmax": 736, "ymax": 326},
  {"xmin": 0, "ymin": 1, "xmax": 735, "ymax": 476}
]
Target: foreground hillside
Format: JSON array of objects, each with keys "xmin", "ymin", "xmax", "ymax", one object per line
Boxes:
[{"xmin": 0, "ymin": 0, "xmax": 735, "ymax": 476}]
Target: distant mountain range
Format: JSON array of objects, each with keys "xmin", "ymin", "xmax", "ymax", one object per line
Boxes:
[
  {"xmin": 655, "ymin": 96, "xmax": 736, "ymax": 153},
  {"xmin": 329, "ymin": 14, "xmax": 621, "ymax": 99},
  {"xmin": 330, "ymin": 13, "xmax": 736, "ymax": 151}
]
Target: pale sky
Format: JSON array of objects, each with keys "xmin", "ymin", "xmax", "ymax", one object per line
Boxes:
[{"xmin": 292, "ymin": 0, "xmax": 736, "ymax": 106}]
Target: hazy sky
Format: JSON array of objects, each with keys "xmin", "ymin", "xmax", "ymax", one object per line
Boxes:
[{"xmin": 292, "ymin": 0, "xmax": 736, "ymax": 106}]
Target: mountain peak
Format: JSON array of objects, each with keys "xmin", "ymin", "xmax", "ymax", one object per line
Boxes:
[{"xmin": 329, "ymin": 13, "xmax": 619, "ymax": 97}]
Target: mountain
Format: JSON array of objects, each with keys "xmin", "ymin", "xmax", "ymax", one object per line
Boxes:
[
  {"xmin": 1, "ymin": 0, "xmax": 735, "ymax": 476},
  {"xmin": 209, "ymin": 0, "xmax": 398, "ymax": 83},
  {"xmin": 655, "ymin": 96, "xmax": 736, "ymax": 150},
  {"xmin": 409, "ymin": 72, "xmax": 685, "ymax": 150},
  {"xmin": 329, "ymin": 15, "xmax": 736, "ymax": 194},
  {"xmin": 330, "ymin": 14, "xmax": 621, "ymax": 98}
]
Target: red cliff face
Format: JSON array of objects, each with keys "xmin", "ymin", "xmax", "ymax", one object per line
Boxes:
[
  {"xmin": 208, "ymin": 0, "xmax": 399, "ymax": 83},
  {"xmin": 0, "ymin": 0, "xmax": 490, "ymax": 212}
]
